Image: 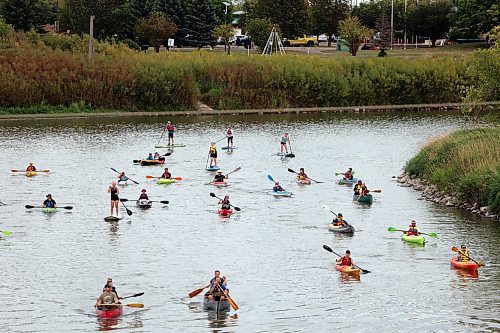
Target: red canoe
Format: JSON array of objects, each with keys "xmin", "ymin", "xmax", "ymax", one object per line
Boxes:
[
  {"xmin": 450, "ymin": 258, "xmax": 478, "ymax": 271},
  {"xmin": 218, "ymin": 209, "xmax": 233, "ymax": 217},
  {"xmin": 96, "ymin": 306, "xmax": 123, "ymax": 319}
]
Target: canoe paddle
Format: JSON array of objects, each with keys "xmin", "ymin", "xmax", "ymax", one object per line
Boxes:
[
  {"xmin": 120, "ymin": 292, "xmax": 144, "ymax": 300},
  {"xmin": 188, "ymin": 287, "xmax": 206, "ymax": 298},
  {"xmin": 25, "ymin": 205, "xmax": 73, "ymax": 210},
  {"xmin": 145, "ymin": 175, "xmax": 183, "ymax": 181},
  {"xmin": 1, "ymin": 230, "xmax": 12, "ymax": 236},
  {"xmin": 322, "ymin": 205, "xmax": 355, "ymax": 231},
  {"xmin": 120, "ymin": 198, "xmax": 169, "ymax": 204},
  {"xmin": 287, "ymin": 168, "xmax": 323, "ymax": 183},
  {"xmin": 120, "ymin": 200, "xmax": 133, "ymax": 216},
  {"xmin": 451, "ymin": 246, "xmax": 485, "ymax": 266},
  {"xmin": 11, "ymin": 169, "xmax": 50, "ymax": 173},
  {"xmin": 322, "ymin": 245, "xmax": 371, "ymax": 274},
  {"xmin": 387, "ymin": 227, "xmax": 438, "ymax": 238},
  {"xmin": 217, "ymin": 285, "xmax": 239, "ymax": 311},
  {"xmin": 209, "ymin": 192, "xmax": 241, "ymax": 211},
  {"xmin": 110, "ymin": 168, "xmax": 139, "ymax": 184},
  {"xmin": 205, "ymin": 166, "xmax": 241, "ymax": 185}
]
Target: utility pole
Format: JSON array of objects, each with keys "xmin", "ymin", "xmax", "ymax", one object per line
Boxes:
[
  {"xmin": 390, "ymin": 0, "xmax": 394, "ymax": 50},
  {"xmin": 404, "ymin": 0, "xmax": 407, "ymax": 49},
  {"xmin": 88, "ymin": 15, "xmax": 94, "ymax": 61}
]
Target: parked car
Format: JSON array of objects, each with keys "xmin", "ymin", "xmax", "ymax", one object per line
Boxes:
[
  {"xmin": 235, "ymin": 35, "xmax": 251, "ymax": 49},
  {"xmin": 282, "ymin": 34, "xmax": 318, "ymax": 47}
]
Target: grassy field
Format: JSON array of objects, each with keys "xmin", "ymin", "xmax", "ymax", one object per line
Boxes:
[{"xmin": 405, "ymin": 127, "xmax": 500, "ymax": 213}]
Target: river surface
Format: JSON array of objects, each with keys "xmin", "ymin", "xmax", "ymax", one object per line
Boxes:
[{"xmin": 0, "ymin": 111, "xmax": 498, "ymax": 332}]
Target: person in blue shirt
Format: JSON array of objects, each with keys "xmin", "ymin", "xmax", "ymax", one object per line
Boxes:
[
  {"xmin": 205, "ymin": 276, "xmax": 227, "ymax": 302},
  {"xmin": 146, "ymin": 153, "xmax": 154, "ymax": 160},
  {"xmin": 42, "ymin": 194, "xmax": 57, "ymax": 208},
  {"xmin": 117, "ymin": 172, "xmax": 128, "ymax": 183}
]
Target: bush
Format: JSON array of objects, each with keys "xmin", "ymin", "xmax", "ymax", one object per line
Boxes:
[{"xmin": 405, "ymin": 128, "xmax": 500, "ymax": 213}]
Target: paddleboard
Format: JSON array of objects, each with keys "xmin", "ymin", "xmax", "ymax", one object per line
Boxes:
[
  {"xmin": 104, "ymin": 216, "xmax": 122, "ymax": 222},
  {"xmin": 275, "ymin": 153, "xmax": 295, "ymax": 158},
  {"xmin": 206, "ymin": 166, "xmax": 220, "ymax": 171},
  {"xmin": 221, "ymin": 146, "xmax": 238, "ymax": 150},
  {"xmin": 155, "ymin": 144, "xmax": 186, "ymax": 148}
]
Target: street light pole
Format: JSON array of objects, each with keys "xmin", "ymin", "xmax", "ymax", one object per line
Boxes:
[
  {"xmin": 404, "ymin": 0, "xmax": 407, "ymax": 49},
  {"xmin": 390, "ymin": 0, "xmax": 394, "ymax": 50}
]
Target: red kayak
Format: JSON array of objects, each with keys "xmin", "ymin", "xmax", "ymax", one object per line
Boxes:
[
  {"xmin": 450, "ymin": 258, "xmax": 478, "ymax": 271},
  {"xmin": 218, "ymin": 209, "xmax": 233, "ymax": 217},
  {"xmin": 96, "ymin": 306, "xmax": 123, "ymax": 319}
]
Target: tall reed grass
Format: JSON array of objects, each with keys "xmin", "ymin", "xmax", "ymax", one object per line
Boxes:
[
  {"xmin": 405, "ymin": 128, "xmax": 500, "ymax": 213},
  {"xmin": 0, "ymin": 32, "xmax": 476, "ymax": 112}
]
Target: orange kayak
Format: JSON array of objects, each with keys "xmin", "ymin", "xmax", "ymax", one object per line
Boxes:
[
  {"xmin": 450, "ymin": 258, "xmax": 478, "ymax": 271},
  {"xmin": 335, "ymin": 264, "xmax": 360, "ymax": 275}
]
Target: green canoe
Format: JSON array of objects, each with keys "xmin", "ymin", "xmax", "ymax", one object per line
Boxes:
[{"xmin": 353, "ymin": 194, "xmax": 373, "ymax": 204}]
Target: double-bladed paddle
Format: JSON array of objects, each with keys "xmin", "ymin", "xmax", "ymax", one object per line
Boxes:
[
  {"xmin": 387, "ymin": 227, "xmax": 438, "ymax": 238},
  {"xmin": 25, "ymin": 205, "xmax": 73, "ymax": 210},
  {"xmin": 11, "ymin": 169, "xmax": 50, "ymax": 173},
  {"xmin": 145, "ymin": 175, "xmax": 183, "ymax": 181},
  {"xmin": 287, "ymin": 168, "xmax": 323, "ymax": 183},
  {"xmin": 451, "ymin": 246, "xmax": 485, "ymax": 266},
  {"xmin": 335, "ymin": 171, "xmax": 356, "ymax": 176},
  {"xmin": 1, "ymin": 230, "xmax": 12, "ymax": 236},
  {"xmin": 120, "ymin": 198, "xmax": 169, "ymax": 204},
  {"xmin": 322, "ymin": 245, "xmax": 371, "ymax": 274},
  {"xmin": 120, "ymin": 292, "xmax": 144, "ymax": 300},
  {"xmin": 98, "ymin": 303, "xmax": 144, "ymax": 308},
  {"xmin": 110, "ymin": 168, "xmax": 139, "ymax": 184},
  {"xmin": 205, "ymin": 167, "xmax": 241, "ymax": 185},
  {"xmin": 209, "ymin": 193, "xmax": 241, "ymax": 211},
  {"xmin": 267, "ymin": 174, "xmax": 288, "ymax": 191},
  {"xmin": 322, "ymin": 205, "xmax": 356, "ymax": 231}
]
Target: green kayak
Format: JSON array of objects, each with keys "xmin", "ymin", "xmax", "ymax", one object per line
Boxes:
[
  {"xmin": 401, "ymin": 234, "xmax": 425, "ymax": 245},
  {"xmin": 157, "ymin": 178, "xmax": 176, "ymax": 185},
  {"xmin": 353, "ymin": 194, "xmax": 373, "ymax": 204},
  {"xmin": 41, "ymin": 207, "xmax": 57, "ymax": 213}
]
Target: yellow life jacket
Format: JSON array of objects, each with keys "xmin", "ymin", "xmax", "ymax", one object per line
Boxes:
[
  {"xmin": 209, "ymin": 146, "xmax": 216, "ymax": 153},
  {"xmin": 459, "ymin": 250, "xmax": 469, "ymax": 262}
]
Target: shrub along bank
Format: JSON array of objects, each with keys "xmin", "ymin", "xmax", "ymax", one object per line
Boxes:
[
  {"xmin": 404, "ymin": 128, "xmax": 500, "ymax": 215},
  {"xmin": 0, "ymin": 33, "xmax": 479, "ymax": 112}
]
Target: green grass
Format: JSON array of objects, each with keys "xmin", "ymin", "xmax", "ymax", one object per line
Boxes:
[{"xmin": 405, "ymin": 128, "xmax": 500, "ymax": 213}]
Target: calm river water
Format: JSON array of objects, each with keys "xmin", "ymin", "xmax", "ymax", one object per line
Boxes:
[{"xmin": 0, "ymin": 111, "xmax": 498, "ymax": 332}]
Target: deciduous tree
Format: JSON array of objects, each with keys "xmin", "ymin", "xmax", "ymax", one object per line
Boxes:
[
  {"xmin": 134, "ymin": 11, "xmax": 177, "ymax": 52},
  {"xmin": 213, "ymin": 24, "xmax": 235, "ymax": 54},
  {"xmin": 339, "ymin": 16, "xmax": 372, "ymax": 56}
]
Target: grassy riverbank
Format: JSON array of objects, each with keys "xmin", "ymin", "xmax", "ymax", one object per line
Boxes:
[
  {"xmin": 405, "ymin": 128, "xmax": 500, "ymax": 214},
  {"xmin": 0, "ymin": 32, "xmax": 497, "ymax": 113}
]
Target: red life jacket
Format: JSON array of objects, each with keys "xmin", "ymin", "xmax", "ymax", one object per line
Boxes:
[
  {"xmin": 26, "ymin": 166, "xmax": 36, "ymax": 171},
  {"xmin": 341, "ymin": 256, "xmax": 352, "ymax": 266}
]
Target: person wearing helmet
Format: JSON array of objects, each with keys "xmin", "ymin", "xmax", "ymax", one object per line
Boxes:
[
  {"xmin": 214, "ymin": 171, "xmax": 227, "ymax": 182},
  {"xmin": 42, "ymin": 194, "xmax": 57, "ymax": 208},
  {"xmin": 160, "ymin": 168, "xmax": 171, "ymax": 179},
  {"xmin": 138, "ymin": 189, "xmax": 149, "ymax": 200},
  {"xmin": 406, "ymin": 220, "xmax": 420, "ymax": 236},
  {"xmin": 26, "ymin": 162, "xmax": 37, "ymax": 172},
  {"xmin": 273, "ymin": 182, "xmax": 285, "ymax": 192}
]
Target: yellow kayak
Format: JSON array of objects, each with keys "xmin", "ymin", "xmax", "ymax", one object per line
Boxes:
[{"xmin": 25, "ymin": 171, "xmax": 37, "ymax": 177}]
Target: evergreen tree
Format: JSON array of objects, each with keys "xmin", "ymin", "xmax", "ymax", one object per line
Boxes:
[
  {"xmin": 122, "ymin": 0, "xmax": 157, "ymax": 40},
  {"xmin": 1, "ymin": 0, "xmax": 55, "ymax": 31},
  {"xmin": 156, "ymin": 0, "xmax": 186, "ymax": 46},
  {"xmin": 256, "ymin": 0, "xmax": 308, "ymax": 38},
  {"xmin": 184, "ymin": 0, "xmax": 217, "ymax": 48},
  {"xmin": 375, "ymin": 10, "xmax": 392, "ymax": 50}
]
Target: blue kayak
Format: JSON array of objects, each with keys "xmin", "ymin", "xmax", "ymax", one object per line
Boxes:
[
  {"xmin": 338, "ymin": 177, "xmax": 358, "ymax": 185},
  {"xmin": 268, "ymin": 190, "xmax": 292, "ymax": 197},
  {"xmin": 206, "ymin": 166, "xmax": 220, "ymax": 171}
]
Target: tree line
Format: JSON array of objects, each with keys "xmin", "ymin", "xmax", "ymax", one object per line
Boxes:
[{"xmin": 0, "ymin": 0, "xmax": 498, "ymax": 50}]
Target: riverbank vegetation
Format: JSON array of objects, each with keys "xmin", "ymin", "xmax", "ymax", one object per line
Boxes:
[
  {"xmin": 405, "ymin": 128, "xmax": 500, "ymax": 214},
  {"xmin": 0, "ymin": 29, "xmax": 487, "ymax": 113}
]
